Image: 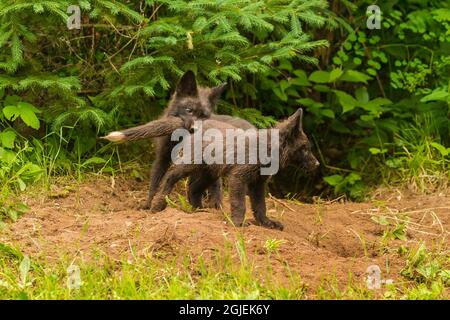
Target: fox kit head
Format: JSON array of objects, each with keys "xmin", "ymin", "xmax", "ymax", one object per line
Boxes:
[
  {"xmin": 166, "ymin": 71, "xmax": 227, "ymax": 128},
  {"xmin": 278, "ymin": 108, "xmax": 320, "ymax": 172}
]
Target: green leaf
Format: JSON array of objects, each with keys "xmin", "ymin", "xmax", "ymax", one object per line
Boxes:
[
  {"xmin": 366, "ymin": 68, "xmax": 377, "ymax": 76},
  {"xmin": 320, "ymin": 109, "xmax": 335, "ymax": 118},
  {"xmin": 17, "ymin": 177, "xmax": 26, "ymax": 191},
  {"xmin": 420, "ymin": 89, "xmax": 449, "ymax": 102},
  {"xmin": 82, "ymin": 157, "xmax": 107, "ymax": 167},
  {"xmin": 334, "ymin": 90, "xmax": 358, "ymax": 113},
  {"xmin": 348, "ymin": 33, "xmax": 357, "ymax": 42},
  {"xmin": 339, "ymin": 70, "xmax": 372, "ymax": 84},
  {"xmin": 292, "ymin": 70, "xmax": 311, "ymax": 86},
  {"xmin": 297, "ymin": 98, "xmax": 322, "ymax": 108},
  {"xmin": 19, "ymin": 256, "xmax": 31, "ymax": 287},
  {"xmin": 2, "ymin": 105, "xmax": 20, "ymax": 121},
  {"xmin": 18, "ymin": 102, "xmax": 41, "ymax": 114},
  {"xmin": 333, "ymin": 57, "xmax": 342, "ymax": 65},
  {"xmin": 19, "ymin": 107, "xmax": 40, "ymax": 129},
  {"xmin": 361, "ymin": 98, "xmax": 392, "ymax": 114},
  {"xmin": 431, "ymin": 142, "xmax": 450, "ymax": 156},
  {"xmin": 3, "ymin": 102, "xmax": 41, "ymax": 129},
  {"xmin": 0, "ymin": 147, "xmax": 16, "ymax": 163},
  {"xmin": 273, "ymin": 87, "xmax": 288, "ymax": 101},
  {"xmin": 20, "ymin": 163, "xmax": 43, "ymax": 181},
  {"xmin": 369, "ymin": 147, "xmax": 387, "ymax": 155},
  {"xmin": 313, "ymin": 85, "xmax": 331, "ymax": 92},
  {"xmin": 324, "ymin": 175, "xmax": 344, "ymax": 186},
  {"xmin": 308, "ymin": 71, "xmax": 330, "ymax": 83},
  {"xmin": 0, "ymin": 130, "xmax": 16, "ymax": 148},
  {"xmin": 347, "ymin": 172, "xmax": 361, "ymax": 184},
  {"xmin": 355, "ymin": 87, "xmax": 369, "ymax": 103},
  {"xmin": 279, "ymin": 79, "xmax": 290, "ymax": 93},
  {"xmin": 353, "ymin": 57, "xmax": 362, "ymax": 65},
  {"xmin": 329, "ymin": 68, "xmax": 343, "ymax": 82}
]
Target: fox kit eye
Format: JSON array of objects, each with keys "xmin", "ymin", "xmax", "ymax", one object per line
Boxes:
[{"xmin": 185, "ymin": 107, "xmax": 193, "ymax": 114}]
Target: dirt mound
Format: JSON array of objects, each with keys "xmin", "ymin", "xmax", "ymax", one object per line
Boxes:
[{"xmin": 1, "ymin": 177, "xmax": 449, "ymax": 292}]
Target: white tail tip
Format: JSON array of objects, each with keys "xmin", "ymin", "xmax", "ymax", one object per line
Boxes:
[{"xmin": 103, "ymin": 131, "xmax": 126, "ymax": 142}]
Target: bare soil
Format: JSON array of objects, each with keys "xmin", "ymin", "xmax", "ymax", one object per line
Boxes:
[{"xmin": 1, "ymin": 176, "xmax": 449, "ymax": 293}]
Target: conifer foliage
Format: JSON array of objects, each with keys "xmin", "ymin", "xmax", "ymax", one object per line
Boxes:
[{"xmin": 0, "ymin": 0, "xmax": 330, "ymax": 134}]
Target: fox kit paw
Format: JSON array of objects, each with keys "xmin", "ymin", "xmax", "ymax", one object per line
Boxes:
[
  {"xmin": 149, "ymin": 199, "xmax": 167, "ymax": 213},
  {"xmin": 139, "ymin": 201, "xmax": 152, "ymax": 210},
  {"xmin": 229, "ymin": 217, "xmax": 246, "ymax": 227},
  {"xmin": 207, "ymin": 200, "xmax": 223, "ymax": 210},
  {"xmin": 259, "ymin": 219, "xmax": 284, "ymax": 231}
]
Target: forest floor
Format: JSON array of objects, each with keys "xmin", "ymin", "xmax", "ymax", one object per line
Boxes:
[{"xmin": 1, "ymin": 176, "xmax": 449, "ymax": 298}]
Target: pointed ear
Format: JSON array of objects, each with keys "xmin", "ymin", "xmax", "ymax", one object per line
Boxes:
[
  {"xmin": 297, "ymin": 108, "xmax": 303, "ymax": 132},
  {"xmin": 282, "ymin": 108, "xmax": 304, "ymax": 136},
  {"xmin": 209, "ymin": 83, "xmax": 227, "ymax": 105},
  {"xmin": 176, "ymin": 70, "xmax": 198, "ymax": 97}
]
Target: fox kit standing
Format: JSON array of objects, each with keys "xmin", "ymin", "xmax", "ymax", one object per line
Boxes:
[{"xmin": 149, "ymin": 109, "xmax": 319, "ymax": 230}]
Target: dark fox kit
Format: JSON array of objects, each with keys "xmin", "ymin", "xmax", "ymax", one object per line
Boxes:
[
  {"xmin": 144, "ymin": 71, "xmax": 229, "ymax": 210},
  {"xmin": 147, "ymin": 109, "xmax": 319, "ymax": 230}
]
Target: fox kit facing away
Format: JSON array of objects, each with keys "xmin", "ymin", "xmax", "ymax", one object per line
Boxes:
[{"xmin": 126, "ymin": 108, "xmax": 319, "ymax": 230}]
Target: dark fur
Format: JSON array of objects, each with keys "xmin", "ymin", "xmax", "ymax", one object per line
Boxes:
[
  {"xmin": 148, "ymin": 109, "xmax": 319, "ymax": 230},
  {"xmin": 188, "ymin": 114, "xmax": 255, "ymax": 208},
  {"xmin": 142, "ymin": 71, "xmax": 227, "ymax": 209}
]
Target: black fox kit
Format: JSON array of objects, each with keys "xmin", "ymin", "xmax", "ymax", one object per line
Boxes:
[
  {"xmin": 144, "ymin": 109, "xmax": 319, "ymax": 230},
  {"xmin": 103, "ymin": 70, "xmax": 228, "ymax": 209}
]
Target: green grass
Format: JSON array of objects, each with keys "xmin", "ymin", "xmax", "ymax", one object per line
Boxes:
[
  {"xmin": 381, "ymin": 115, "xmax": 450, "ymax": 192},
  {"xmin": 0, "ymin": 241, "xmax": 309, "ymax": 300},
  {"xmin": 0, "ymin": 237, "xmax": 448, "ymax": 300}
]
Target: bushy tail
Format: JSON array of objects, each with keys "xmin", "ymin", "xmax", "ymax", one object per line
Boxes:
[{"xmin": 101, "ymin": 117, "xmax": 185, "ymax": 142}]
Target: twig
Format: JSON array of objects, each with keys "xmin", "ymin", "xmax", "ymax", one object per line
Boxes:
[
  {"xmin": 104, "ymin": 53, "xmax": 120, "ymax": 75},
  {"xmin": 268, "ymin": 194, "xmax": 296, "ymax": 212},
  {"xmin": 430, "ymin": 211, "xmax": 445, "ymax": 234}
]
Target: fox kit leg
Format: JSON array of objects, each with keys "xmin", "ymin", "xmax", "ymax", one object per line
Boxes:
[
  {"xmin": 150, "ymin": 164, "xmax": 195, "ymax": 213},
  {"xmin": 248, "ymin": 180, "xmax": 283, "ymax": 230},
  {"xmin": 206, "ymin": 178, "xmax": 223, "ymax": 209},
  {"xmin": 188, "ymin": 174, "xmax": 218, "ymax": 209},
  {"xmin": 228, "ymin": 176, "xmax": 247, "ymax": 227},
  {"xmin": 141, "ymin": 140, "xmax": 171, "ymax": 209},
  {"xmin": 187, "ymin": 176, "xmax": 204, "ymax": 209}
]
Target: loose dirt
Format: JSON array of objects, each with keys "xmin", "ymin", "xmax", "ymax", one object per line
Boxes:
[{"xmin": 1, "ymin": 176, "xmax": 449, "ymax": 293}]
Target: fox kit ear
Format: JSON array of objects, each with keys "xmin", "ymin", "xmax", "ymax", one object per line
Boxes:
[
  {"xmin": 176, "ymin": 70, "xmax": 198, "ymax": 97},
  {"xmin": 283, "ymin": 108, "xmax": 304, "ymax": 136},
  {"xmin": 296, "ymin": 108, "xmax": 303, "ymax": 132},
  {"xmin": 209, "ymin": 83, "xmax": 227, "ymax": 105}
]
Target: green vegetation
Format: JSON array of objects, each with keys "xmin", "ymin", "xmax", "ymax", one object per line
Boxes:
[
  {"xmin": 0, "ymin": 235, "xmax": 311, "ymax": 299},
  {"xmin": 0, "ymin": 238, "xmax": 447, "ymax": 300}
]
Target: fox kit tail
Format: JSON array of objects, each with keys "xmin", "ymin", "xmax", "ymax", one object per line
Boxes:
[{"xmin": 101, "ymin": 117, "xmax": 185, "ymax": 142}]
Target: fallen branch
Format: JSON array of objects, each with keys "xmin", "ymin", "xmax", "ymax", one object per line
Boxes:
[{"xmin": 268, "ymin": 194, "xmax": 296, "ymax": 212}]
